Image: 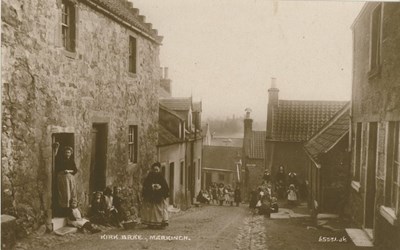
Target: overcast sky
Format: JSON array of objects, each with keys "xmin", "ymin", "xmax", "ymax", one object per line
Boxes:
[{"xmin": 132, "ymin": 0, "xmax": 365, "ymax": 122}]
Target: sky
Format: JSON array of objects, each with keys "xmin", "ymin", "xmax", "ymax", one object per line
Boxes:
[{"xmin": 132, "ymin": 0, "xmax": 365, "ymax": 122}]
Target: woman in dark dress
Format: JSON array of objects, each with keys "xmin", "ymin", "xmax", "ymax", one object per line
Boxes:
[
  {"xmin": 54, "ymin": 144, "xmax": 78, "ymax": 212},
  {"xmin": 141, "ymin": 162, "xmax": 169, "ymax": 228},
  {"xmin": 275, "ymin": 165, "xmax": 286, "ymax": 199}
]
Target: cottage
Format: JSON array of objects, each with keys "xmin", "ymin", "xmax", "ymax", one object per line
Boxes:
[
  {"xmin": 159, "ymin": 97, "xmax": 203, "ymax": 203},
  {"xmin": 2, "ymin": 0, "xmax": 162, "ymax": 235},
  {"xmin": 265, "ymin": 78, "xmax": 347, "ymax": 191},
  {"xmin": 347, "ymin": 2, "xmax": 400, "ymax": 248}
]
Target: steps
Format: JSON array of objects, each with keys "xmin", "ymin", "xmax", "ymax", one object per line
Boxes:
[
  {"xmin": 52, "ymin": 217, "xmax": 77, "ymax": 236},
  {"xmin": 52, "ymin": 217, "xmax": 67, "ymax": 231},
  {"xmin": 345, "ymin": 228, "xmax": 374, "ymax": 247}
]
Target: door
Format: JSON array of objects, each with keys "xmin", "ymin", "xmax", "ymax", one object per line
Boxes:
[
  {"xmin": 89, "ymin": 124, "xmax": 107, "ymax": 194},
  {"xmin": 52, "ymin": 133, "xmax": 74, "ymax": 217},
  {"xmin": 206, "ymin": 172, "xmax": 212, "ymax": 188},
  {"xmin": 364, "ymin": 122, "xmax": 377, "ymax": 232},
  {"xmin": 169, "ymin": 162, "xmax": 175, "ymax": 205}
]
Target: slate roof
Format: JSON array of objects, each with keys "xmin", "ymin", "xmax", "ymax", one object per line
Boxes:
[
  {"xmin": 158, "ymin": 124, "xmax": 182, "ymax": 146},
  {"xmin": 159, "ymin": 98, "xmax": 192, "ymax": 111},
  {"xmin": 247, "ymin": 131, "xmax": 266, "ymax": 159},
  {"xmin": 304, "ymin": 102, "xmax": 350, "ymax": 161},
  {"xmin": 84, "ymin": 0, "xmax": 163, "ymax": 43},
  {"xmin": 271, "ymin": 100, "xmax": 347, "ymax": 142},
  {"xmin": 203, "ymin": 146, "xmax": 241, "ymax": 172}
]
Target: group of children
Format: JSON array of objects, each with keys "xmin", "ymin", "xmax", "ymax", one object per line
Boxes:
[
  {"xmin": 66, "ymin": 186, "xmax": 135, "ymax": 234},
  {"xmin": 197, "ymin": 183, "xmax": 242, "ymax": 207}
]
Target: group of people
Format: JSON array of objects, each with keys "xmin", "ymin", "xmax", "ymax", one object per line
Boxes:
[
  {"xmin": 197, "ymin": 183, "xmax": 241, "ymax": 206},
  {"xmin": 249, "ymin": 166, "xmax": 303, "ymax": 216},
  {"xmin": 54, "ymin": 144, "xmax": 170, "ymax": 233}
]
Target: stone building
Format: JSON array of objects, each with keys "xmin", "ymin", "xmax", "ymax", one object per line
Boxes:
[
  {"xmin": 2, "ymin": 0, "xmax": 162, "ymax": 236},
  {"xmin": 347, "ymin": 3, "xmax": 400, "ymax": 248},
  {"xmin": 265, "ymin": 78, "xmax": 347, "ymax": 190},
  {"xmin": 304, "ymin": 103, "xmax": 351, "ymax": 214}
]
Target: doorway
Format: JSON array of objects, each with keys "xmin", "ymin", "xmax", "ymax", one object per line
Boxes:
[
  {"xmin": 364, "ymin": 122, "xmax": 377, "ymax": 234},
  {"xmin": 52, "ymin": 133, "xmax": 74, "ymax": 217},
  {"xmin": 169, "ymin": 162, "xmax": 175, "ymax": 205},
  {"xmin": 89, "ymin": 124, "xmax": 108, "ymax": 194}
]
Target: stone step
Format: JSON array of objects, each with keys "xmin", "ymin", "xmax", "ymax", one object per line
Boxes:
[
  {"xmin": 1, "ymin": 214, "xmax": 16, "ymax": 250},
  {"xmin": 52, "ymin": 217, "xmax": 67, "ymax": 231},
  {"xmin": 364, "ymin": 228, "xmax": 373, "ymax": 240},
  {"xmin": 54, "ymin": 226, "xmax": 77, "ymax": 236},
  {"xmin": 345, "ymin": 228, "xmax": 374, "ymax": 247}
]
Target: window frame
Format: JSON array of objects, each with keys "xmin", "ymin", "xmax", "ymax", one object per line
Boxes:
[
  {"xmin": 128, "ymin": 36, "xmax": 137, "ymax": 74},
  {"xmin": 385, "ymin": 121, "xmax": 399, "ymax": 212},
  {"xmin": 61, "ymin": 0, "xmax": 76, "ymax": 52},
  {"xmin": 128, "ymin": 125, "xmax": 138, "ymax": 164},
  {"xmin": 368, "ymin": 3, "xmax": 382, "ymax": 78}
]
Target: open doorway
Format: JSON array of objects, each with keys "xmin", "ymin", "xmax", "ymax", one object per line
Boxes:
[
  {"xmin": 89, "ymin": 124, "xmax": 108, "ymax": 194},
  {"xmin": 52, "ymin": 133, "xmax": 75, "ymax": 217}
]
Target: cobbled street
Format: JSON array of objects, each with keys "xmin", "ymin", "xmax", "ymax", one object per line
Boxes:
[{"xmin": 16, "ymin": 204, "xmax": 379, "ymax": 250}]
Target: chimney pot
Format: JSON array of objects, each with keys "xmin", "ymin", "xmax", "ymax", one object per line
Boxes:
[
  {"xmin": 164, "ymin": 67, "xmax": 169, "ymax": 79},
  {"xmin": 271, "ymin": 77, "xmax": 277, "ymax": 88}
]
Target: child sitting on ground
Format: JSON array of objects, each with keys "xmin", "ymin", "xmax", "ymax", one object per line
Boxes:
[
  {"xmin": 89, "ymin": 191, "xmax": 107, "ymax": 225},
  {"xmin": 103, "ymin": 187, "xmax": 122, "ymax": 227},
  {"xmin": 270, "ymin": 197, "xmax": 279, "ymax": 213},
  {"xmin": 68, "ymin": 200, "xmax": 101, "ymax": 234}
]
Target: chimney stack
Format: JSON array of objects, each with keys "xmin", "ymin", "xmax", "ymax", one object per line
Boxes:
[
  {"xmin": 159, "ymin": 67, "xmax": 172, "ymax": 97},
  {"xmin": 164, "ymin": 67, "xmax": 169, "ymax": 79},
  {"xmin": 266, "ymin": 77, "xmax": 279, "ymax": 138}
]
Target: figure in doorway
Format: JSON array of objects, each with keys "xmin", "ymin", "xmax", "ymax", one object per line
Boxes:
[{"xmin": 54, "ymin": 143, "xmax": 78, "ymax": 215}]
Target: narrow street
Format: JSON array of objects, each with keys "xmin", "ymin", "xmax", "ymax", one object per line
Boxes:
[{"xmin": 16, "ymin": 204, "xmax": 377, "ymax": 250}]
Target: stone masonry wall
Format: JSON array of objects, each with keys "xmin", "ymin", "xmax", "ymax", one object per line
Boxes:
[{"xmin": 2, "ymin": 0, "xmax": 160, "ymax": 237}]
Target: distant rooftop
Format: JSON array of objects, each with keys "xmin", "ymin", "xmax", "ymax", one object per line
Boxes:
[{"xmin": 159, "ymin": 98, "xmax": 192, "ymax": 111}]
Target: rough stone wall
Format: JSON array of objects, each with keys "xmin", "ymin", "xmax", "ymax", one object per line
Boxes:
[{"xmin": 2, "ymin": 0, "xmax": 160, "ymax": 237}]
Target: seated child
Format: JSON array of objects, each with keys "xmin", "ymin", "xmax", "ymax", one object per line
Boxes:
[
  {"xmin": 270, "ymin": 197, "xmax": 279, "ymax": 213},
  {"xmin": 103, "ymin": 187, "xmax": 122, "ymax": 227},
  {"xmin": 287, "ymin": 184, "xmax": 298, "ymax": 207},
  {"xmin": 89, "ymin": 191, "xmax": 107, "ymax": 225},
  {"xmin": 68, "ymin": 200, "xmax": 101, "ymax": 234}
]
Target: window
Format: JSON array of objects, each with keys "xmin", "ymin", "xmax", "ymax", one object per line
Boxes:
[
  {"xmin": 219, "ymin": 174, "xmax": 225, "ymax": 182},
  {"xmin": 198, "ymin": 159, "xmax": 201, "ymax": 180},
  {"xmin": 180, "ymin": 161, "xmax": 184, "ymax": 185},
  {"xmin": 61, "ymin": 0, "xmax": 76, "ymax": 52},
  {"xmin": 354, "ymin": 123, "xmax": 362, "ymax": 181},
  {"xmin": 129, "ymin": 36, "xmax": 137, "ymax": 73},
  {"xmin": 385, "ymin": 122, "xmax": 400, "ymax": 212},
  {"xmin": 128, "ymin": 125, "xmax": 138, "ymax": 163},
  {"xmin": 370, "ymin": 4, "xmax": 382, "ymax": 74}
]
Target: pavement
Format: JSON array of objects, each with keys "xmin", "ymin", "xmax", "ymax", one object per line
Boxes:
[{"xmin": 13, "ymin": 202, "xmax": 381, "ymax": 250}]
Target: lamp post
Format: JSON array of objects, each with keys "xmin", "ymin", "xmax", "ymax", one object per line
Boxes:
[{"xmin": 234, "ymin": 152, "xmax": 242, "ymax": 201}]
